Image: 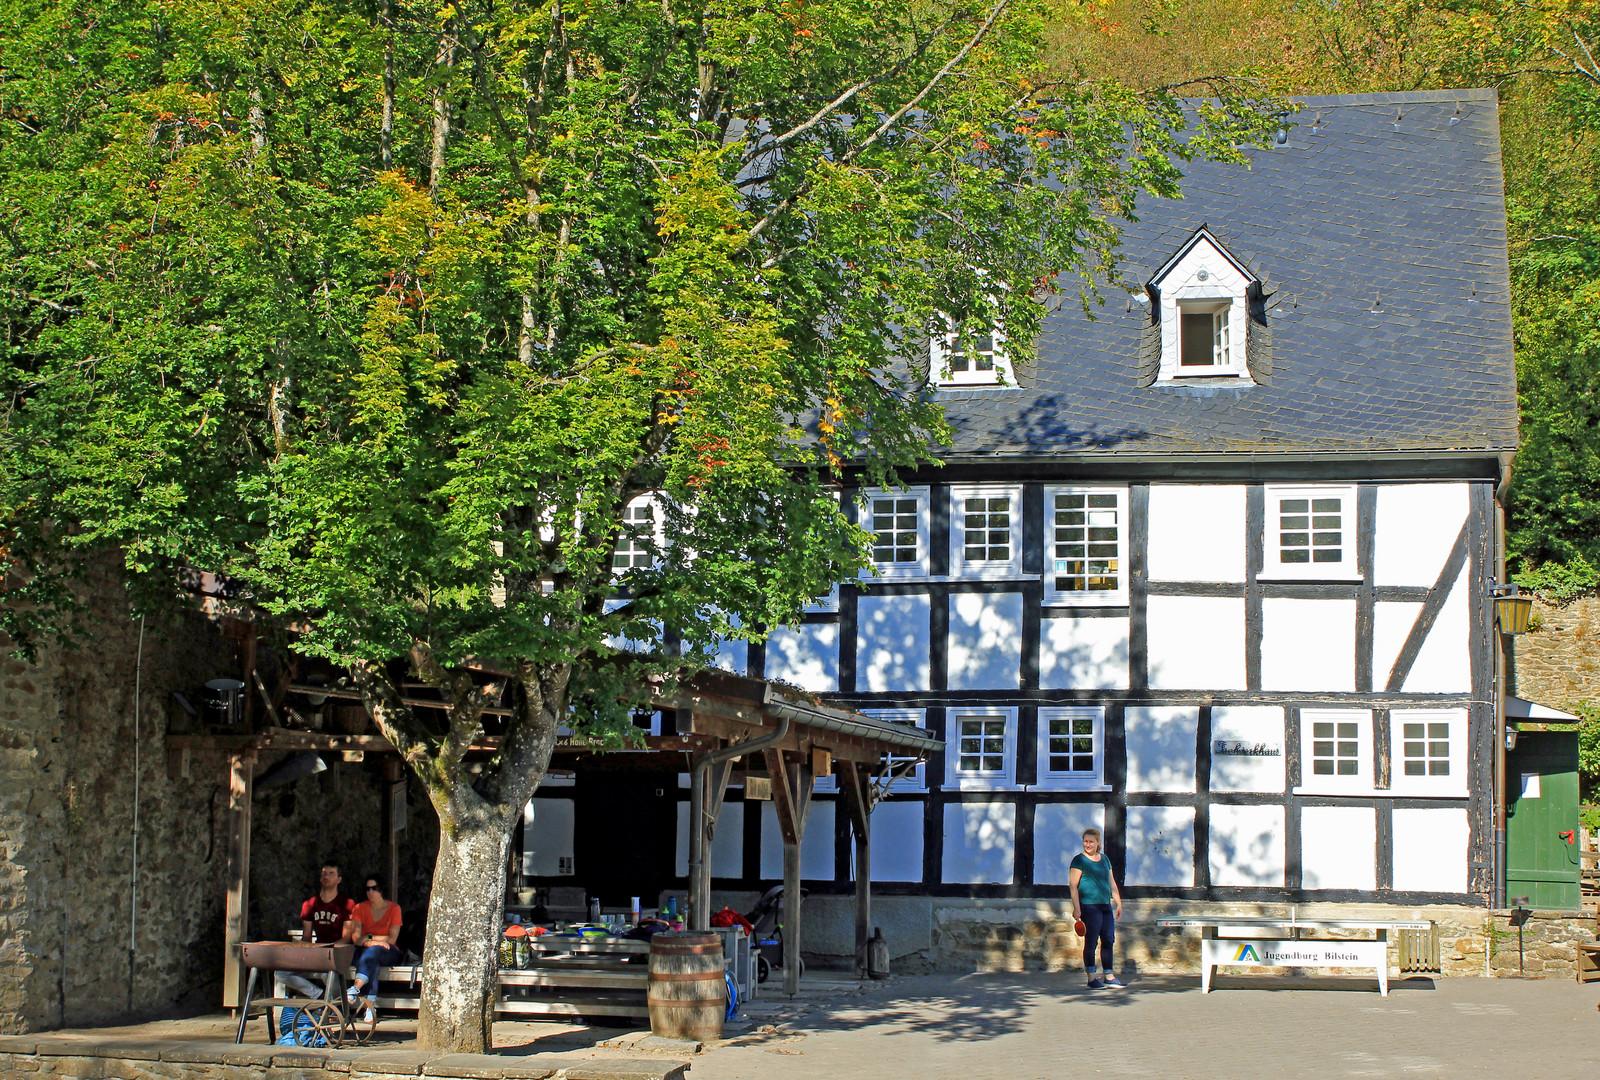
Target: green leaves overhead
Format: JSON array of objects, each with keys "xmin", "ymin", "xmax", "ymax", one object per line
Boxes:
[{"xmin": 1, "ymin": 0, "xmax": 1280, "ymax": 688}]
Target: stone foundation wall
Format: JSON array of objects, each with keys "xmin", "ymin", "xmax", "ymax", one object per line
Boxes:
[
  {"xmin": 1487, "ymin": 909, "xmax": 1597, "ymax": 977},
  {"xmin": 793, "ymin": 896, "xmax": 1597, "ymax": 979}
]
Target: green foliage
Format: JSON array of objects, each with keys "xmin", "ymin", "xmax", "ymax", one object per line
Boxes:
[
  {"xmin": 0, "ymin": 0, "xmax": 1283, "ymax": 821},
  {"xmin": 1513, "ymin": 553, "xmax": 1600, "ymax": 603}
]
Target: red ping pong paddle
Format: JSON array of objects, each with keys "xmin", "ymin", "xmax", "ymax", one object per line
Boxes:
[{"xmin": 1074, "ymin": 919, "xmax": 1087, "ymax": 937}]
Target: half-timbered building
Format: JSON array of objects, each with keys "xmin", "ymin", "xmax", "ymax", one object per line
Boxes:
[{"xmin": 526, "ymin": 88, "xmax": 1524, "ymax": 970}]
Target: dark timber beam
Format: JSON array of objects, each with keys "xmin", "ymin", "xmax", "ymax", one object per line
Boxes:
[{"xmin": 838, "ymin": 760, "xmax": 873, "ymax": 978}]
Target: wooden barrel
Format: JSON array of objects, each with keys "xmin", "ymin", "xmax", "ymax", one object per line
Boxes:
[{"xmin": 647, "ymin": 931, "xmax": 725, "ymax": 1040}]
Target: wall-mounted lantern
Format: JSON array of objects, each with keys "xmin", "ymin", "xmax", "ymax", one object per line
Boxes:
[{"xmin": 1491, "ymin": 584, "xmax": 1533, "ymax": 635}]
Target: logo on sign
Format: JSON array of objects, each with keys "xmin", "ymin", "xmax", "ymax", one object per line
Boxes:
[
  {"xmin": 1233, "ymin": 943, "xmax": 1261, "ymax": 962},
  {"xmin": 1212, "ymin": 741, "xmax": 1281, "ymax": 757}
]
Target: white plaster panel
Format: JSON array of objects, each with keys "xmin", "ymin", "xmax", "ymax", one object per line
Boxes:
[
  {"xmin": 861, "ymin": 801, "xmax": 925, "ymax": 883},
  {"xmin": 1147, "ymin": 485, "xmax": 1247, "ymax": 583},
  {"xmin": 1404, "ymin": 567, "xmax": 1472, "ymax": 693},
  {"xmin": 1124, "ymin": 805, "xmax": 1195, "ymax": 887},
  {"xmin": 1208, "ymin": 804, "xmax": 1285, "ymax": 887},
  {"xmin": 1373, "ymin": 601, "xmax": 1423, "ymax": 689},
  {"xmin": 1300, "ymin": 806, "xmax": 1377, "ymax": 891},
  {"xmin": 1146, "ymin": 596, "xmax": 1246, "ymax": 690},
  {"xmin": 1392, "ymin": 808, "xmax": 1470, "ymax": 893},
  {"xmin": 522, "ymin": 798, "xmax": 576, "ymax": 877},
  {"xmin": 1374, "ymin": 483, "xmax": 1469, "ymax": 588},
  {"xmin": 1033, "ymin": 803, "xmax": 1108, "ymax": 886},
  {"xmin": 947, "ymin": 592, "xmax": 1023, "ymax": 691},
  {"xmin": 941, "ymin": 802, "xmax": 1016, "ymax": 885},
  {"xmin": 759, "ymin": 801, "xmax": 836, "ymax": 881},
  {"xmin": 1261, "ymin": 598, "xmax": 1356, "ymax": 692},
  {"xmin": 1125, "ymin": 706, "xmax": 1198, "ymax": 793},
  {"xmin": 675, "ymin": 799, "xmax": 746, "ymax": 879},
  {"xmin": 1209, "ymin": 707, "xmax": 1286, "ymax": 794},
  {"xmin": 764, "ymin": 622, "xmax": 839, "ymax": 692},
  {"xmin": 1040, "ymin": 616, "xmax": 1129, "ymax": 690},
  {"xmin": 856, "ymin": 593, "xmax": 931, "ymax": 692}
]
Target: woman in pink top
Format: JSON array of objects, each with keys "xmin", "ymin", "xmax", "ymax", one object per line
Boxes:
[{"xmin": 345, "ymin": 876, "xmax": 403, "ymax": 1020}]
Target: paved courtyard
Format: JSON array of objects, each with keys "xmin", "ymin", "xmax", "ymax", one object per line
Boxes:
[
  {"xmin": 4, "ymin": 972, "xmax": 1595, "ymax": 1078},
  {"xmin": 702, "ymin": 973, "xmax": 1600, "ymax": 1080}
]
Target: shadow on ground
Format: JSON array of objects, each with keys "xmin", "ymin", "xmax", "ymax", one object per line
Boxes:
[{"xmin": 761, "ymin": 971, "xmax": 1441, "ymax": 1044}]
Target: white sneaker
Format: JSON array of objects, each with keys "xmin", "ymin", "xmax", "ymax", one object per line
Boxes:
[
  {"xmin": 345, "ymin": 985, "xmax": 359, "ymax": 1004},
  {"xmin": 362, "ymin": 1006, "xmax": 376, "ymax": 1024}
]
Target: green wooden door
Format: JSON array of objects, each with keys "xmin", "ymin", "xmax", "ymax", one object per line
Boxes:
[{"xmin": 1505, "ymin": 730, "xmax": 1581, "ymax": 911}]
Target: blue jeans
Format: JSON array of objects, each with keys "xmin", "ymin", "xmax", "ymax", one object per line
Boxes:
[
  {"xmin": 1081, "ymin": 904, "xmax": 1115, "ymax": 973},
  {"xmin": 352, "ymin": 944, "xmax": 402, "ymax": 997}
]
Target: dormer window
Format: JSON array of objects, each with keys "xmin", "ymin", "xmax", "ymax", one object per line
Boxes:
[
  {"xmin": 1148, "ymin": 227, "xmax": 1256, "ymax": 382},
  {"xmin": 931, "ymin": 315, "xmax": 1010, "ymax": 388}
]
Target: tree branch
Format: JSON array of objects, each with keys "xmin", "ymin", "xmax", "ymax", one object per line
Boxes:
[{"xmin": 745, "ymin": 0, "xmax": 1012, "ymax": 247}]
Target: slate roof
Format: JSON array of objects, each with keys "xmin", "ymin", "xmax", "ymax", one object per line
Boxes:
[{"xmin": 940, "ymin": 89, "xmax": 1518, "ymax": 459}]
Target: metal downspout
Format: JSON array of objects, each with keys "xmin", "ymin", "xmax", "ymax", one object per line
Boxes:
[{"xmin": 1494, "ymin": 451, "xmax": 1514, "ymax": 910}]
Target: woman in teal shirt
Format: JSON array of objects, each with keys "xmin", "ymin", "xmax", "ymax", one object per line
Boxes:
[{"xmin": 1069, "ymin": 827, "xmax": 1123, "ymax": 990}]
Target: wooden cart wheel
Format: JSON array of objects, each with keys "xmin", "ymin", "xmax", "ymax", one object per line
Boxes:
[
  {"xmin": 300, "ymin": 999, "xmax": 349, "ymax": 1048},
  {"xmin": 353, "ymin": 1002, "xmax": 381, "ymax": 1044}
]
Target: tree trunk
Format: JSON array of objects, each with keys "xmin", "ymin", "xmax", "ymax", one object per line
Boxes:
[{"xmin": 417, "ymin": 800, "xmax": 516, "ymax": 1052}]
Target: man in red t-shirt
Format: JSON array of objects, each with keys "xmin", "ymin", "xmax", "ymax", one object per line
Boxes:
[
  {"xmin": 277, "ymin": 863, "xmax": 354, "ymax": 1000},
  {"xmin": 301, "ymin": 863, "xmax": 356, "ymax": 944}
]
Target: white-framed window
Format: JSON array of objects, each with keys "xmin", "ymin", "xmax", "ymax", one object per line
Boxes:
[
  {"xmin": 1179, "ymin": 303, "xmax": 1231, "ymax": 369},
  {"xmin": 1150, "ymin": 227, "xmax": 1254, "ymax": 382},
  {"xmin": 860, "ymin": 487, "xmax": 931, "ymax": 579},
  {"xmin": 949, "ymin": 484, "xmax": 1024, "ymax": 579},
  {"xmin": 1389, "ymin": 708, "xmax": 1469, "ymax": 797},
  {"xmin": 945, "ymin": 707, "xmax": 1019, "ymax": 790},
  {"xmin": 612, "ymin": 495, "xmax": 663, "ymax": 574},
  {"xmin": 1261, "ymin": 484, "xmax": 1360, "ymax": 581},
  {"xmin": 931, "ymin": 322, "xmax": 1010, "ymax": 388},
  {"xmin": 1034, "ymin": 707, "xmax": 1108, "ymax": 789},
  {"xmin": 1296, "ymin": 708, "xmax": 1373, "ymax": 795},
  {"xmin": 1043, "ymin": 485, "xmax": 1128, "ymax": 606},
  {"xmin": 823, "ymin": 709, "xmax": 927, "ymax": 793}
]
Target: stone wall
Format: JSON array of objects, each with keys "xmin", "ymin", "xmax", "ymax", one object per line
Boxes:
[
  {"xmin": 794, "ymin": 896, "xmax": 1596, "ymax": 979},
  {"xmin": 1486, "ymin": 909, "xmax": 1597, "ymax": 977},
  {"xmin": 0, "ymin": 554, "xmax": 442, "ymax": 1035},
  {"xmin": 1511, "ymin": 596, "xmax": 1600, "ymax": 710},
  {"xmin": 0, "ymin": 556, "xmax": 238, "ymax": 1033}
]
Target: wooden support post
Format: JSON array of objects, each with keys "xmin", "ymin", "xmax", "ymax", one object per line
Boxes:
[
  {"xmin": 222, "ymin": 750, "xmax": 255, "ymax": 1008},
  {"xmin": 766, "ymin": 750, "xmax": 813, "ymax": 998},
  {"xmin": 838, "ymin": 761, "xmax": 872, "ymax": 978},
  {"xmin": 382, "ymin": 757, "xmax": 404, "ymax": 898},
  {"xmin": 689, "ymin": 753, "xmax": 735, "ymax": 930}
]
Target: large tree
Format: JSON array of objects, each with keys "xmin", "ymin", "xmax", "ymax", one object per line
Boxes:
[{"xmin": 0, "ymin": 0, "xmax": 1279, "ymax": 1051}]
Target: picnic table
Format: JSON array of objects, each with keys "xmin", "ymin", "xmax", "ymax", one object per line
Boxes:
[{"xmin": 1157, "ymin": 914, "xmax": 1432, "ymax": 995}]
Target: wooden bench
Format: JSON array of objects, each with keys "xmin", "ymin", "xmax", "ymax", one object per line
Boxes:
[
  {"xmin": 371, "ymin": 942, "xmax": 651, "ymax": 1021},
  {"xmin": 1578, "ymin": 942, "xmax": 1600, "ymax": 983}
]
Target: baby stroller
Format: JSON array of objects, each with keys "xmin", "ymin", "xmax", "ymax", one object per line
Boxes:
[{"xmin": 745, "ymin": 884, "xmax": 806, "ymax": 983}]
